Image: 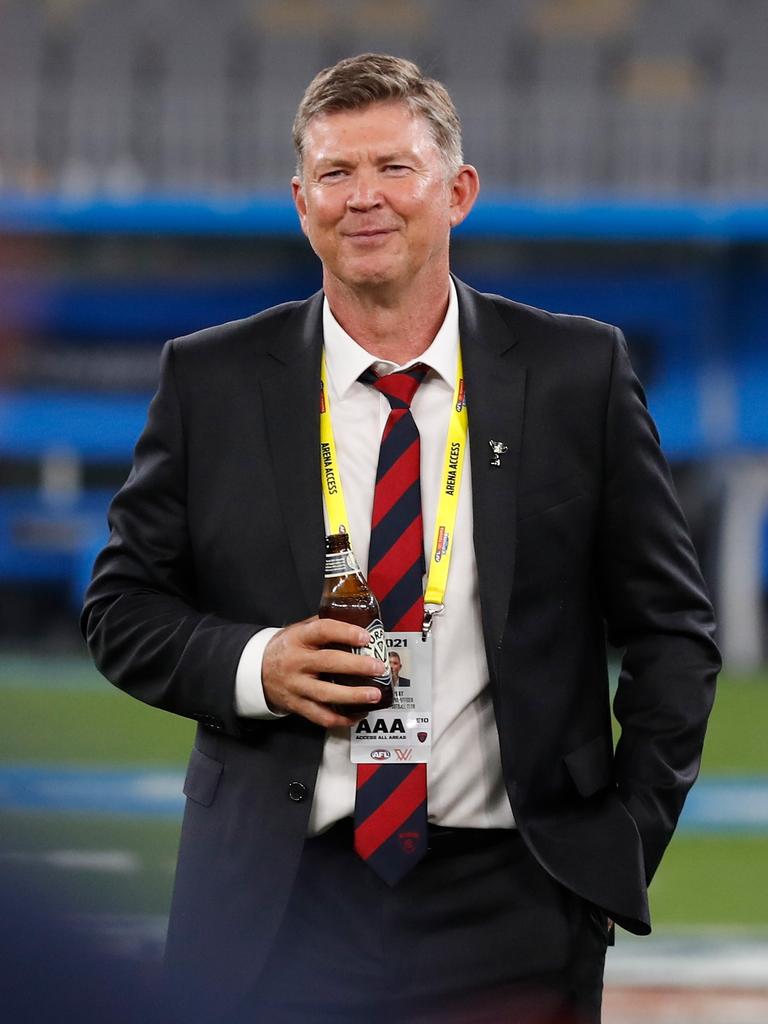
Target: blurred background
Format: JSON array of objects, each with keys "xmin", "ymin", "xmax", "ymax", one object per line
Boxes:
[{"xmin": 0, "ymin": 0, "xmax": 766, "ymax": 1020}]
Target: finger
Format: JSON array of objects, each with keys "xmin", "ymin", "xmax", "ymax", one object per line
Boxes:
[
  {"xmin": 308, "ymin": 649, "xmax": 387, "ymax": 679},
  {"xmin": 281, "ymin": 668, "xmax": 384, "ymax": 708},
  {"xmin": 268, "ymin": 664, "xmax": 384, "ymax": 710},
  {"xmin": 263, "ymin": 626, "xmax": 376, "ymax": 682},
  {"xmin": 308, "ymin": 680, "xmax": 385, "ymax": 707},
  {"xmin": 301, "ymin": 618, "xmax": 372, "ymax": 649}
]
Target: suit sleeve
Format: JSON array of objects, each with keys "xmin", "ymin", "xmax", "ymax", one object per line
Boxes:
[
  {"xmin": 598, "ymin": 328, "xmax": 720, "ymax": 882},
  {"xmin": 81, "ymin": 340, "xmax": 263, "ymax": 737}
]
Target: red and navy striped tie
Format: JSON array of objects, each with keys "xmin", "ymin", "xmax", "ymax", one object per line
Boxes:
[{"xmin": 354, "ymin": 363, "xmax": 429, "ymax": 885}]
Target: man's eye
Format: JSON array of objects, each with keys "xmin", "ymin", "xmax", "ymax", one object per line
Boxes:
[
  {"xmin": 383, "ymin": 164, "xmax": 409, "ymax": 173},
  {"xmin": 319, "ymin": 169, "xmax": 347, "ymax": 181}
]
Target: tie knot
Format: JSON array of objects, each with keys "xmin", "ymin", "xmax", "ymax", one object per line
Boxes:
[{"xmin": 360, "ymin": 363, "xmax": 429, "ymax": 409}]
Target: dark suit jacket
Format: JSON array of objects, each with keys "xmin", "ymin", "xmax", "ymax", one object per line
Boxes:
[{"xmin": 82, "ymin": 277, "xmax": 719, "ymax": 1001}]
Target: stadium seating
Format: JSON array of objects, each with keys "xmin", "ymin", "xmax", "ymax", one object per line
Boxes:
[{"xmin": 2, "ymin": 0, "xmax": 768, "ymax": 195}]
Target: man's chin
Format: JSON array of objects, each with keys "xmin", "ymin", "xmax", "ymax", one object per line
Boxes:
[{"xmin": 335, "ymin": 260, "xmax": 404, "ymax": 291}]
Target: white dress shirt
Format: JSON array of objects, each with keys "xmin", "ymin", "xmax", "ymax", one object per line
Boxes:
[{"xmin": 235, "ymin": 279, "xmax": 515, "ymax": 832}]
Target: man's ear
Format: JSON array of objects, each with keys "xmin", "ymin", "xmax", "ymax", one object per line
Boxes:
[
  {"xmin": 291, "ymin": 176, "xmax": 309, "ymax": 237},
  {"xmin": 448, "ymin": 165, "xmax": 480, "ymax": 228}
]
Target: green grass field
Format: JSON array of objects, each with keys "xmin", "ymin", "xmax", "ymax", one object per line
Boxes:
[{"xmin": 1, "ymin": 655, "xmax": 766, "ymax": 927}]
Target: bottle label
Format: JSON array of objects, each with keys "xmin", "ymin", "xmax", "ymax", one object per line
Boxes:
[
  {"xmin": 324, "ymin": 550, "xmax": 359, "ymax": 578},
  {"xmin": 352, "ymin": 618, "xmax": 391, "ymax": 687}
]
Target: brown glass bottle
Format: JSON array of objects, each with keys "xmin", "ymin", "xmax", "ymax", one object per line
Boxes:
[{"xmin": 318, "ymin": 532, "xmax": 392, "ymax": 713}]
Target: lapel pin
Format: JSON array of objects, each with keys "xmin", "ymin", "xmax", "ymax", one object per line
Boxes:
[{"xmin": 489, "ymin": 440, "xmax": 508, "ymax": 467}]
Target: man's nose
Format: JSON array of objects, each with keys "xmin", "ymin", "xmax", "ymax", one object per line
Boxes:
[{"xmin": 346, "ymin": 170, "xmax": 383, "ymax": 211}]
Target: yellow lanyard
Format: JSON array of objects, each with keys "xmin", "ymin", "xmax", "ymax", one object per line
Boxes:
[{"xmin": 319, "ymin": 349, "xmax": 469, "ymax": 636}]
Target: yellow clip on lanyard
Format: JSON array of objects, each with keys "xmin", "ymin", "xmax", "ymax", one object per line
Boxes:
[{"xmin": 319, "ymin": 349, "xmax": 469, "ymax": 635}]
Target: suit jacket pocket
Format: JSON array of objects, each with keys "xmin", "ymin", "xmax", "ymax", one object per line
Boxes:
[
  {"xmin": 517, "ymin": 476, "xmax": 584, "ymax": 523},
  {"xmin": 183, "ymin": 747, "xmax": 224, "ymax": 807},
  {"xmin": 564, "ymin": 735, "xmax": 614, "ymax": 798}
]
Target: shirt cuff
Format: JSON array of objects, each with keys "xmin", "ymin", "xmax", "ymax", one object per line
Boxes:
[{"xmin": 234, "ymin": 628, "xmax": 288, "ymax": 719}]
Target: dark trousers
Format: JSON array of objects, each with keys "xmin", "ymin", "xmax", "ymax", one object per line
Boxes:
[{"xmin": 240, "ymin": 820, "xmax": 610, "ymax": 1024}]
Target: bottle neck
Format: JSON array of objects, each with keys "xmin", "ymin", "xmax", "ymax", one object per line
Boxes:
[{"xmin": 324, "ymin": 546, "xmax": 362, "ymax": 579}]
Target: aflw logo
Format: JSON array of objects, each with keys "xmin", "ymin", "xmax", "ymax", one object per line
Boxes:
[{"xmin": 394, "ymin": 748, "xmax": 413, "ymax": 761}]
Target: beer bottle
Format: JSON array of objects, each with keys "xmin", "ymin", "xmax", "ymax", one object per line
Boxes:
[{"xmin": 318, "ymin": 532, "xmax": 392, "ymax": 712}]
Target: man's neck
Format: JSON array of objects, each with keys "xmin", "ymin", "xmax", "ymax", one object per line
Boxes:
[{"xmin": 323, "ymin": 274, "xmax": 451, "ymax": 364}]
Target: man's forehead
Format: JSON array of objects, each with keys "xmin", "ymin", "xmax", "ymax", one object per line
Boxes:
[{"xmin": 303, "ymin": 101, "xmax": 435, "ymax": 155}]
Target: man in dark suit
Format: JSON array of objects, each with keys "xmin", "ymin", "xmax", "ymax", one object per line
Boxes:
[{"xmin": 82, "ymin": 54, "xmax": 719, "ymax": 1023}]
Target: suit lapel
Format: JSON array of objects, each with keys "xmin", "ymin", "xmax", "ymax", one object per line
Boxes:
[
  {"xmin": 260, "ymin": 292, "xmax": 326, "ymax": 614},
  {"xmin": 455, "ymin": 278, "xmax": 527, "ymax": 652}
]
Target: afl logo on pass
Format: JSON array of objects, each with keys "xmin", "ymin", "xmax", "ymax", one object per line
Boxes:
[{"xmin": 371, "ymin": 749, "xmax": 391, "ymax": 761}]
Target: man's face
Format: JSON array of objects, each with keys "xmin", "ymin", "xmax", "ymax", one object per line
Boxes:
[
  {"xmin": 292, "ymin": 101, "xmax": 470, "ymax": 294},
  {"xmin": 388, "ymin": 652, "xmax": 402, "ymax": 678}
]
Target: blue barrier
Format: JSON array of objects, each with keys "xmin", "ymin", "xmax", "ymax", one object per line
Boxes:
[
  {"xmin": 0, "ymin": 393, "xmax": 148, "ymax": 459},
  {"xmin": 3, "ymin": 192, "xmax": 768, "ymax": 241},
  {"xmin": 2, "ymin": 364, "xmax": 767, "ymax": 600},
  {"xmin": 3, "ymin": 355, "xmax": 768, "ymax": 464},
  {"xmin": 1, "ymin": 764, "xmax": 766, "ymax": 830}
]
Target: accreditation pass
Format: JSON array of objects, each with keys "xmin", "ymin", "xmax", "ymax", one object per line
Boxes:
[{"xmin": 350, "ymin": 631, "xmax": 432, "ymax": 764}]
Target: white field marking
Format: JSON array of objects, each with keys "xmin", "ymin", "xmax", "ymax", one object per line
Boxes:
[
  {"xmin": 2, "ymin": 768, "xmax": 767, "ymax": 826},
  {"xmin": 132, "ymin": 773, "xmax": 186, "ymax": 800},
  {"xmin": 31, "ymin": 772, "xmax": 182, "ymax": 804},
  {"xmin": 605, "ymin": 931, "xmax": 768, "ymax": 990},
  {"xmin": 681, "ymin": 780, "xmax": 768, "ymax": 830},
  {"xmin": 0, "ymin": 766, "xmax": 185, "ymax": 815},
  {"xmin": 0, "ymin": 849, "xmax": 140, "ymax": 873}
]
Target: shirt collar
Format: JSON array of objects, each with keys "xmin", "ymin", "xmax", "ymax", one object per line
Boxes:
[{"xmin": 322, "ymin": 278, "xmax": 459, "ymax": 399}]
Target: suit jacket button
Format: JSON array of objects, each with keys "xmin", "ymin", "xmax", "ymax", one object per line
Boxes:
[{"xmin": 288, "ymin": 782, "xmax": 307, "ymax": 802}]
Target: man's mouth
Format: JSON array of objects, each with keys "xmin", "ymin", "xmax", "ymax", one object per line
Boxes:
[{"xmin": 344, "ymin": 228, "xmax": 396, "ymax": 238}]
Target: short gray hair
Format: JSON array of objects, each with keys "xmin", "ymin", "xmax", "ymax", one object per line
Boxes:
[{"xmin": 292, "ymin": 53, "xmax": 463, "ymax": 178}]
